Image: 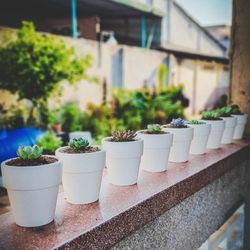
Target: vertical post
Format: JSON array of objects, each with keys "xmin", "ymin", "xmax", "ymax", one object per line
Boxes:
[
  {"xmin": 141, "ymin": 15, "xmax": 146, "ymax": 48},
  {"xmin": 71, "ymin": 0, "xmax": 78, "ymax": 38},
  {"xmin": 231, "ymin": 0, "xmax": 250, "ymax": 136},
  {"xmin": 192, "ymin": 61, "xmax": 198, "ymax": 115}
]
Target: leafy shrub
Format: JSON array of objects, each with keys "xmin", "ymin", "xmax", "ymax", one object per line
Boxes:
[
  {"xmin": 0, "ymin": 21, "xmax": 93, "ymax": 103},
  {"xmin": 37, "ymin": 131, "xmax": 62, "ymax": 154},
  {"xmin": 112, "ymin": 85, "xmax": 188, "ymax": 130},
  {"xmin": 0, "ymin": 102, "xmax": 30, "ymax": 129},
  {"xmin": 61, "ymin": 103, "xmax": 86, "ymax": 133}
]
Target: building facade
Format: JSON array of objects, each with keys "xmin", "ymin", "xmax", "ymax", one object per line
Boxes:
[{"xmin": 0, "ymin": 0, "xmax": 230, "ymax": 116}]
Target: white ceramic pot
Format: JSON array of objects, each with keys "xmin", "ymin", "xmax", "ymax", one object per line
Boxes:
[
  {"xmin": 232, "ymin": 114, "xmax": 248, "ymax": 139},
  {"xmin": 189, "ymin": 123, "xmax": 211, "ymax": 155},
  {"xmin": 56, "ymin": 147, "xmax": 105, "ymax": 204},
  {"xmin": 220, "ymin": 116, "xmax": 237, "ymax": 144},
  {"xmin": 1, "ymin": 157, "xmax": 62, "ymax": 227},
  {"xmin": 201, "ymin": 119, "xmax": 225, "ymax": 149},
  {"xmin": 102, "ymin": 138, "xmax": 143, "ymax": 186},
  {"xmin": 162, "ymin": 127, "xmax": 193, "ymax": 163},
  {"xmin": 137, "ymin": 131, "xmax": 173, "ymax": 172}
]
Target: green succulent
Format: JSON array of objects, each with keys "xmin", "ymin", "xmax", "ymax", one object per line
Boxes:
[
  {"xmin": 230, "ymin": 104, "xmax": 242, "ymax": 115},
  {"xmin": 69, "ymin": 138, "xmax": 90, "ymax": 150},
  {"xmin": 189, "ymin": 120, "xmax": 205, "ymax": 125},
  {"xmin": 111, "ymin": 130, "xmax": 136, "ymax": 142},
  {"xmin": 17, "ymin": 145, "xmax": 43, "ymax": 160},
  {"xmin": 147, "ymin": 124, "xmax": 162, "ymax": 133},
  {"xmin": 201, "ymin": 111, "xmax": 220, "ymax": 120},
  {"xmin": 217, "ymin": 106, "xmax": 232, "ymax": 117}
]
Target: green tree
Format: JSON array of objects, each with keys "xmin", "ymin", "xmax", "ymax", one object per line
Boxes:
[{"xmin": 0, "ymin": 21, "xmax": 93, "ymax": 103}]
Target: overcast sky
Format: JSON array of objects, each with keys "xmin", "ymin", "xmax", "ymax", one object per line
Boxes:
[{"xmin": 175, "ymin": 0, "xmax": 232, "ymax": 26}]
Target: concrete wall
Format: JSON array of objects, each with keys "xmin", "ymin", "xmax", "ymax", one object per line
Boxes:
[
  {"xmin": 162, "ymin": 0, "xmax": 225, "ymax": 57},
  {"xmin": 0, "ymin": 27, "xmax": 229, "ymax": 115},
  {"xmin": 112, "ymin": 159, "xmax": 250, "ymax": 250},
  {"xmin": 169, "ymin": 56, "xmax": 229, "ymax": 116},
  {"xmin": 230, "ymin": 0, "xmax": 250, "ymax": 135},
  {"xmin": 37, "ymin": 17, "xmax": 98, "ymax": 40}
]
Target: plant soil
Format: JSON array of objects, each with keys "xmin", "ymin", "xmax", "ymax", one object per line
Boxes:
[
  {"xmin": 60, "ymin": 146, "xmax": 100, "ymax": 154},
  {"xmin": 108, "ymin": 138, "xmax": 136, "ymax": 142},
  {"xmin": 163, "ymin": 124, "xmax": 188, "ymax": 128},
  {"xmin": 6, "ymin": 156, "xmax": 57, "ymax": 167},
  {"xmin": 220, "ymin": 115, "xmax": 232, "ymax": 118},
  {"xmin": 201, "ymin": 117, "xmax": 222, "ymax": 121},
  {"xmin": 42, "ymin": 150, "xmax": 55, "ymax": 155},
  {"xmin": 140, "ymin": 130, "xmax": 168, "ymax": 134}
]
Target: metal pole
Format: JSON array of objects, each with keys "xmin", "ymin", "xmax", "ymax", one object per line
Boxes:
[
  {"xmin": 71, "ymin": 0, "xmax": 78, "ymax": 38},
  {"xmin": 141, "ymin": 15, "xmax": 146, "ymax": 48}
]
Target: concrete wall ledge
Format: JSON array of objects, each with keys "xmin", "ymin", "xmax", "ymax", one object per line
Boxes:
[{"xmin": 0, "ymin": 140, "xmax": 250, "ymax": 249}]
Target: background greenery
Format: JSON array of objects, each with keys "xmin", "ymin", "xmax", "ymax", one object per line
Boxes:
[{"xmin": 0, "ymin": 22, "xmax": 189, "ymax": 143}]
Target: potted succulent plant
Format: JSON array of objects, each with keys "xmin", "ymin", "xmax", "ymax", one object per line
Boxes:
[
  {"xmin": 201, "ymin": 111, "xmax": 225, "ymax": 149},
  {"xmin": 102, "ymin": 130, "xmax": 143, "ymax": 186},
  {"xmin": 56, "ymin": 138, "xmax": 105, "ymax": 204},
  {"xmin": 218, "ymin": 106, "xmax": 237, "ymax": 144},
  {"xmin": 188, "ymin": 120, "xmax": 211, "ymax": 155},
  {"xmin": 1, "ymin": 145, "xmax": 62, "ymax": 227},
  {"xmin": 137, "ymin": 124, "xmax": 173, "ymax": 172},
  {"xmin": 162, "ymin": 118, "xmax": 193, "ymax": 163},
  {"xmin": 230, "ymin": 104, "xmax": 248, "ymax": 139}
]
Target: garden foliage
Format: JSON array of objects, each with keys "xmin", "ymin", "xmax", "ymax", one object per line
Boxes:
[{"xmin": 0, "ymin": 21, "xmax": 93, "ymax": 102}]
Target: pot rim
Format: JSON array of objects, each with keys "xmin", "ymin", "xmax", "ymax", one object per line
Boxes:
[
  {"xmin": 220, "ymin": 116, "xmax": 237, "ymax": 119},
  {"xmin": 161, "ymin": 126, "xmax": 193, "ymax": 130},
  {"xmin": 56, "ymin": 146, "xmax": 105, "ymax": 156},
  {"xmin": 231, "ymin": 113, "xmax": 247, "ymax": 116},
  {"xmin": 102, "ymin": 137, "xmax": 142, "ymax": 144},
  {"xmin": 1, "ymin": 155, "xmax": 61, "ymax": 169},
  {"xmin": 187, "ymin": 123, "xmax": 210, "ymax": 127},
  {"xmin": 200, "ymin": 119, "xmax": 225, "ymax": 123},
  {"xmin": 137, "ymin": 130, "xmax": 171, "ymax": 136}
]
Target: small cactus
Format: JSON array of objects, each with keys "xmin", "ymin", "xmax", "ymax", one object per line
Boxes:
[
  {"xmin": 17, "ymin": 145, "xmax": 43, "ymax": 160},
  {"xmin": 69, "ymin": 138, "xmax": 90, "ymax": 150},
  {"xmin": 169, "ymin": 118, "xmax": 187, "ymax": 128},
  {"xmin": 147, "ymin": 124, "xmax": 162, "ymax": 133},
  {"xmin": 188, "ymin": 120, "xmax": 205, "ymax": 125},
  {"xmin": 111, "ymin": 130, "xmax": 136, "ymax": 142}
]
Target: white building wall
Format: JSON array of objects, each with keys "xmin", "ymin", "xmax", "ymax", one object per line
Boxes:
[
  {"xmin": 170, "ymin": 4, "xmax": 199, "ymax": 50},
  {"xmin": 199, "ymin": 32, "xmax": 225, "ymax": 56},
  {"xmin": 123, "ymin": 46, "xmax": 166, "ymax": 89},
  {"xmin": 162, "ymin": 0, "xmax": 226, "ymax": 57}
]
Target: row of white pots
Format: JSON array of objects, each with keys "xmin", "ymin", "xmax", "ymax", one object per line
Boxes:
[{"xmin": 1, "ymin": 114, "xmax": 247, "ymax": 227}]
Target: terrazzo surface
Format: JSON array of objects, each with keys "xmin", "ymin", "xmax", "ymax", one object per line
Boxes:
[
  {"xmin": 112, "ymin": 160, "xmax": 250, "ymax": 250},
  {"xmin": 0, "ymin": 140, "xmax": 249, "ymax": 249}
]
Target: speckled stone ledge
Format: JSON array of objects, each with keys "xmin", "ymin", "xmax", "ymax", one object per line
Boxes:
[{"xmin": 0, "ymin": 140, "xmax": 250, "ymax": 250}]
